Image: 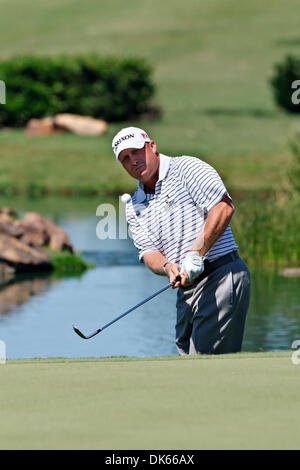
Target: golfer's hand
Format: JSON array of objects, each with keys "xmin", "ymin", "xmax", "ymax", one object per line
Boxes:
[
  {"xmin": 164, "ymin": 263, "xmax": 182, "ymax": 289},
  {"xmin": 180, "ymin": 251, "xmax": 205, "ymax": 286}
]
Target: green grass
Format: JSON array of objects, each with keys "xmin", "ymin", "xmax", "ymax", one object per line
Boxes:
[
  {"xmin": 47, "ymin": 249, "xmax": 93, "ymax": 275},
  {"xmin": 231, "ymin": 193, "xmax": 300, "ymax": 269},
  {"xmin": 0, "ymin": 0, "xmax": 299, "ymax": 267},
  {"xmin": 0, "ymin": 194, "xmax": 113, "ymax": 216},
  {"xmin": 0, "ymin": 130, "xmax": 136, "ymax": 196},
  {"xmin": 0, "ymin": 0, "xmax": 300, "ymax": 193},
  {"xmin": 0, "ymin": 127, "xmax": 293, "ymax": 195},
  {"xmin": 0, "ymin": 352, "xmax": 299, "ymax": 449}
]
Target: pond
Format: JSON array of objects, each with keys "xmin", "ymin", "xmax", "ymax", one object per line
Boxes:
[{"xmin": 0, "ymin": 197, "xmax": 299, "ymax": 359}]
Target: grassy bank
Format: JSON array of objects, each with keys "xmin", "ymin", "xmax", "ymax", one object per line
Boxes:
[
  {"xmin": 231, "ymin": 193, "xmax": 300, "ymax": 269},
  {"xmin": 0, "ymin": 126, "xmax": 294, "ymax": 196},
  {"xmin": 0, "ymin": 130, "xmax": 135, "ymax": 197},
  {"xmin": 47, "ymin": 249, "xmax": 92, "ymax": 275},
  {"xmin": 0, "ymin": 190, "xmax": 299, "ymax": 270},
  {"xmin": 0, "ymin": 352, "xmax": 298, "ymax": 449},
  {"xmin": 0, "ymin": 0, "xmax": 299, "ymax": 269},
  {"xmin": 0, "ymin": 0, "xmax": 300, "ymax": 194}
]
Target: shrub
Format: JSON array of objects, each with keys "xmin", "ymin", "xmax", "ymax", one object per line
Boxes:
[
  {"xmin": 47, "ymin": 249, "xmax": 93, "ymax": 274},
  {"xmin": 270, "ymin": 55, "xmax": 300, "ymax": 113},
  {"xmin": 0, "ymin": 55, "xmax": 156, "ymax": 126}
]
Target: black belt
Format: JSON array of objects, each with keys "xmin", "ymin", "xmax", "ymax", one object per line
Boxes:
[{"xmin": 194, "ymin": 250, "xmax": 239, "ymax": 285}]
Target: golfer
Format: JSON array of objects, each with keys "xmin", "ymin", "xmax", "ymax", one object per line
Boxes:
[{"xmin": 112, "ymin": 127, "xmax": 251, "ymax": 355}]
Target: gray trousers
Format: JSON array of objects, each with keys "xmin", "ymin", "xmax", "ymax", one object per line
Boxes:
[{"xmin": 175, "ymin": 251, "xmax": 251, "ymax": 355}]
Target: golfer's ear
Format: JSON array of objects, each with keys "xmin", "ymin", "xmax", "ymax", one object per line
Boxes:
[{"xmin": 150, "ymin": 140, "xmax": 158, "ymax": 155}]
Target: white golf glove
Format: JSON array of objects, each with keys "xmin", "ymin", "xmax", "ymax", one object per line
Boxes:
[{"xmin": 180, "ymin": 251, "xmax": 205, "ymax": 282}]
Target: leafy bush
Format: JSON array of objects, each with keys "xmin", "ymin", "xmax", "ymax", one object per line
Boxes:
[
  {"xmin": 47, "ymin": 249, "xmax": 93, "ymax": 274},
  {"xmin": 270, "ymin": 55, "xmax": 300, "ymax": 113},
  {"xmin": 0, "ymin": 55, "xmax": 156, "ymax": 126}
]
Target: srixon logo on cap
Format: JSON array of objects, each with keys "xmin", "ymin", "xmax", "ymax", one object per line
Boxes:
[
  {"xmin": 141, "ymin": 132, "xmax": 149, "ymax": 139},
  {"xmin": 114, "ymin": 133, "xmax": 135, "ymax": 151}
]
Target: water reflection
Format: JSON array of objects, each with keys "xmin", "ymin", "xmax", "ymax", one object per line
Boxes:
[
  {"xmin": 243, "ymin": 269, "xmax": 300, "ymax": 351},
  {"xmin": 0, "ymin": 274, "xmax": 54, "ymax": 316},
  {"xmin": 0, "ymin": 205, "xmax": 299, "ymax": 358}
]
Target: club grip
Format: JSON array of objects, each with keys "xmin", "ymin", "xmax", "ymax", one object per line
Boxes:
[{"xmin": 171, "ymin": 275, "xmax": 181, "ymax": 286}]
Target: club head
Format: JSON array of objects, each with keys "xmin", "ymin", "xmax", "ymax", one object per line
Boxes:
[
  {"xmin": 72, "ymin": 324, "xmax": 88, "ymax": 339},
  {"xmin": 72, "ymin": 324, "xmax": 102, "ymax": 340}
]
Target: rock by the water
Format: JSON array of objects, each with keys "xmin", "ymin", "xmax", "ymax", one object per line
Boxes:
[
  {"xmin": 0, "ymin": 208, "xmax": 75, "ymax": 274},
  {"xmin": 24, "ymin": 212, "xmax": 73, "ymax": 253},
  {"xmin": 25, "ymin": 114, "xmax": 108, "ymax": 137},
  {"xmin": 279, "ymin": 267, "xmax": 300, "ymax": 277},
  {"xmin": 15, "ymin": 220, "xmax": 49, "ymax": 248},
  {"xmin": 0, "ymin": 222, "xmax": 23, "ymax": 238},
  {"xmin": 0, "ymin": 233, "xmax": 51, "ymax": 271},
  {"xmin": 54, "ymin": 114, "xmax": 108, "ymax": 136},
  {"xmin": 25, "ymin": 117, "xmax": 62, "ymax": 136}
]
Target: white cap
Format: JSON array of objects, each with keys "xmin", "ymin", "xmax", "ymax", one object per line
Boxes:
[{"xmin": 112, "ymin": 126, "xmax": 150, "ymax": 160}]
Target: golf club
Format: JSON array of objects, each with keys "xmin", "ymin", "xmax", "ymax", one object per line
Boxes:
[{"xmin": 73, "ymin": 275, "xmax": 181, "ymax": 339}]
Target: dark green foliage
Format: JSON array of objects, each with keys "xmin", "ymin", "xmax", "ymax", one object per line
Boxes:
[
  {"xmin": 47, "ymin": 249, "xmax": 92, "ymax": 275},
  {"xmin": 270, "ymin": 55, "xmax": 300, "ymax": 113},
  {"xmin": 0, "ymin": 55, "xmax": 155, "ymax": 126}
]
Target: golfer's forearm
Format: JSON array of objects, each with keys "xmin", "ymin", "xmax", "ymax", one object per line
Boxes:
[
  {"xmin": 190, "ymin": 197, "xmax": 234, "ymax": 256},
  {"xmin": 143, "ymin": 251, "xmax": 169, "ymax": 276}
]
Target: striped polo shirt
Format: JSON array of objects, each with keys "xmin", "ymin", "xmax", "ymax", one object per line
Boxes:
[{"xmin": 126, "ymin": 154, "xmax": 238, "ymax": 265}]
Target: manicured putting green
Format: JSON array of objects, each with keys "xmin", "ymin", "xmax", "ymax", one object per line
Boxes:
[{"xmin": 0, "ymin": 352, "xmax": 299, "ymax": 449}]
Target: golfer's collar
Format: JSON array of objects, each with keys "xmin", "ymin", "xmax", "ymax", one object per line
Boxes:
[
  {"xmin": 157, "ymin": 153, "xmax": 171, "ymax": 182},
  {"xmin": 136, "ymin": 154, "xmax": 171, "ymax": 203}
]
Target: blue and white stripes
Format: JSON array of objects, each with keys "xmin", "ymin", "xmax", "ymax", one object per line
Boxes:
[{"xmin": 126, "ymin": 154, "xmax": 238, "ymax": 264}]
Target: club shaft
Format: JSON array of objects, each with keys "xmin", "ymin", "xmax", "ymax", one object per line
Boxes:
[
  {"xmin": 101, "ymin": 280, "xmax": 174, "ymax": 331},
  {"xmin": 73, "ymin": 277, "xmax": 180, "ymax": 339}
]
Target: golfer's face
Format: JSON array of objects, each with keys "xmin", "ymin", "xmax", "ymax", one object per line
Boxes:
[{"xmin": 118, "ymin": 141, "xmax": 159, "ymax": 182}]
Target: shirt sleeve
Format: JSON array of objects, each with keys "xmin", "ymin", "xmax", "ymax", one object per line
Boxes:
[
  {"xmin": 177, "ymin": 157, "xmax": 231, "ymax": 212},
  {"xmin": 126, "ymin": 203, "xmax": 160, "ymax": 262}
]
